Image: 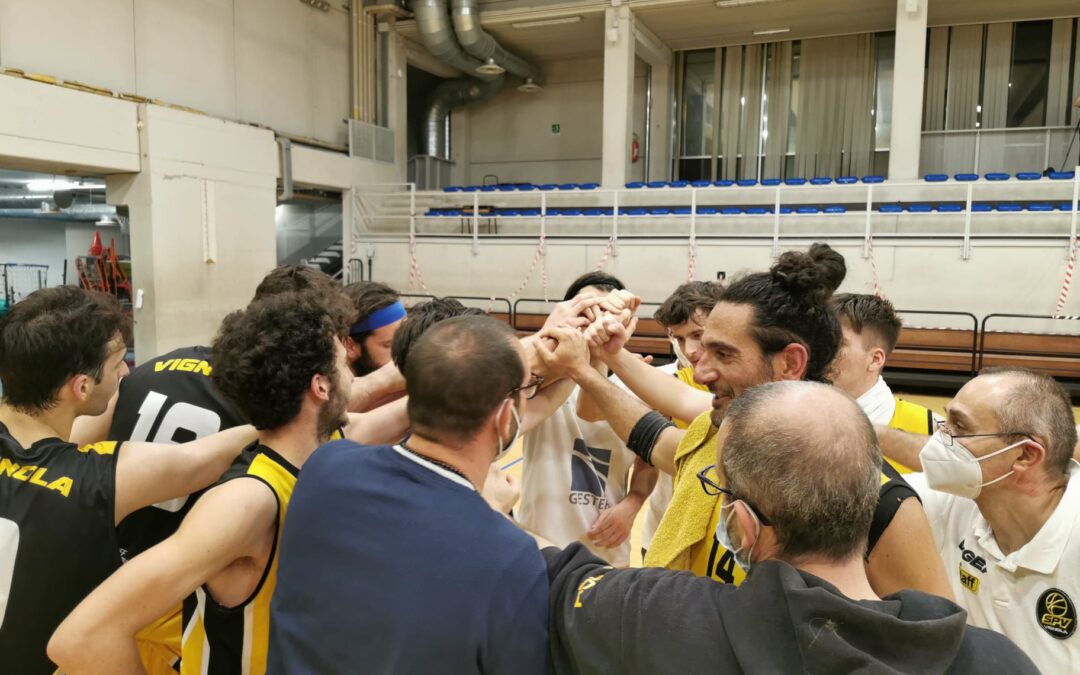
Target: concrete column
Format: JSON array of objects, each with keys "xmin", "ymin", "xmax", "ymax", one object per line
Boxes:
[
  {"xmin": 107, "ymin": 104, "xmax": 277, "ymax": 362},
  {"xmin": 649, "ymin": 62, "xmax": 674, "ymax": 181},
  {"xmin": 888, "ymin": 0, "xmax": 928, "ymax": 180},
  {"xmin": 386, "ymin": 23, "xmax": 409, "ymax": 180},
  {"xmin": 601, "ymin": 5, "xmax": 635, "ymax": 188}
]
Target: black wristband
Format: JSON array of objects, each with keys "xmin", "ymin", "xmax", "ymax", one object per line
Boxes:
[{"xmin": 627, "ymin": 411, "xmax": 675, "ymax": 465}]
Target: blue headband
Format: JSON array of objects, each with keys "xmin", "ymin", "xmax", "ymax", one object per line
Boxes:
[{"xmin": 351, "ymin": 301, "xmax": 406, "ymax": 335}]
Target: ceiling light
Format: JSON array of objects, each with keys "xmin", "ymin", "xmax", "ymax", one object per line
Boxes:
[
  {"xmin": 476, "ymin": 58, "xmax": 505, "ymax": 75},
  {"xmin": 97, "ymin": 215, "xmax": 119, "ymax": 226},
  {"xmin": 753, "ymin": 27, "xmax": 790, "ymax": 36},
  {"xmin": 717, "ymin": 0, "xmax": 786, "ymax": 7},
  {"xmin": 26, "ymin": 179, "xmax": 78, "ymax": 192},
  {"xmin": 518, "ymin": 78, "xmax": 542, "ymax": 93},
  {"xmin": 511, "ymin": 16, "xmax": 583, "ymax": 29}
]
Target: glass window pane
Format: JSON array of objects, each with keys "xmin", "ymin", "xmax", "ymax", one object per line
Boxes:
[
  {"xmin": 875, "ymin": 32, "xmax": 894, "ymax": 151},
  {"xmin": 678, "ymin": 158, "xmax": 711, "ymax": 182},
  {"xmin": 681, "ymin": 50, "xmax": 716, "ymax": 157},
  {"xmin": 1007, "ymin": 20, "xmax": 1052, "ymax": 128},
  {"xmin": 787, "ymin": 43, "xmax": 800, "ymax": 156}
]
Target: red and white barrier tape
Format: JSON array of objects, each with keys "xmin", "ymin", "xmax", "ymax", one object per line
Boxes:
[
  {"xmin": 687, "ymin": 236, "xmax": 697, "ymax": 282},
  {"xmin": 594, "ymin": 235, "xmax": 616, "ymax": 271},
  {"xmin": 866, "ymin": 233, "xmax": 883, "ymax": 298},
  {"xmin": 505, "ymin": 235, "xmax": 548, "ymax": 304},
  {"xmin": 1054, "ymin": 236, "xmax": 1080, "ymax": 317},
  {"xmin": 407, "ymin": 232, "xmax": 429, "ymax": 293}
]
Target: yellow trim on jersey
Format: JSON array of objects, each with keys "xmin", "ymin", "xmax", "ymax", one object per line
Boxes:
[
  {"xmin": 672, "ymin": 367, "xmax": 709, "ymax": 429},
  {"xmin": 180, "ymin": 451, "xmax": 296, "ymax": 675},
  {"xmin": 886, "ymin": 397, "xmax": 935, "ymax": 474},
  {"xmin": 77, "ymin": 441, "xmax": 118, "ymax": 455},
  {"xmin": 137, "ymin": 607, "xmax": 181, "ymax": 675}
]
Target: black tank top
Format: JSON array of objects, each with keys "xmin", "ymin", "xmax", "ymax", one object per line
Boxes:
[{"xmin": 0, "ymin": 424, "xmax": 122, "ymax": 675}]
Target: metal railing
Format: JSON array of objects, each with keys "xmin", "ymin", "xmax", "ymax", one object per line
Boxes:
[
  {"xmin": 921, "ymin": 126, "xmax": 1080, "ymax": 177},
  {"xmin": 896, "ymin": 309, "xmax": 981, "ymax": 376},
  {"xmin": 978, "ymin": 313, "xmax": 1080, "ymax": 372}
]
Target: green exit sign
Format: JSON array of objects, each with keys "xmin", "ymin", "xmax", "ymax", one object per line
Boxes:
[{"xmin": 551, "ymin": 123, "xmax": 561, "ymax": 135}]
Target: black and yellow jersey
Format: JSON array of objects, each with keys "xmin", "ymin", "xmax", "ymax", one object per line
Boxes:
[
  {"xmin": 181, "ymin": 443, "xmax": 298, "ymax": 675},
  {"xmin": 0, "ymin": 424, "xmax": 121, "ymax": 675},
  {"xmin": 885, "ymin": 397, "xmax": 937, "ymax": 474},
  {"xmin": 110, "ymin": 346, "xmax": 246, "ymax": 563}
]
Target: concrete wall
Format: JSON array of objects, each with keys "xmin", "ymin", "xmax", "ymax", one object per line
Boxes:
[
  {"xmin": 449, "ymin": 56, "xmax": 650, "ymax": 186},
  {"xmin": 0, "ymin": 0, "xmax": 350, "ymax": 145}
]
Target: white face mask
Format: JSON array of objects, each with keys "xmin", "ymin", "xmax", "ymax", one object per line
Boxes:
[
  {"xmin": 495, "ymin": 401, "xmax": 521, "ymax": 462},
  {"xmin": 919, "ymin": 431, "xmax": 1026, "ymax": 500},
  {"xmin": 671, "ymin": 337, "xmax": 692, "ymax": 370},
  {"xmin": 714, "ymin": 499, "xmax": 759, "ymax": 573}
]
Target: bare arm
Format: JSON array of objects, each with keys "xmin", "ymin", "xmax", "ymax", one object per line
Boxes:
[
  {"xmin": 70, "ymin": 389, "xmax": 119, "ymax": 446},
  {"xmin": 521, "ymin": 377, "xmax": 575, "ymax": 433},
  {"xmin": 345, "ymin": 397, "xmax": 410, "ymax": 445},
  {"xmin": 587, "ymin": 458, "xmax": 658, "ymax": 551},
  {"xmin": 49, "ymin": 480, "xmax": 277, "ymax": 675},
  {"xmin": 875, "ymin": 426, "xmax": 929, "ymax": 471},
  {"xmin": 114, "ymin": 425, "xmax": 257, "ymax": 524},
  {"xmin": 866, "ymin": 497, "xmax": 953, "ymax": 600},
  {"xmin": 601, "ymin": 348, "xmax": 712, "ymax": 423},
  {"xmin": 349, "ymin": 362, "xmax": 406, "ymax": 413}
]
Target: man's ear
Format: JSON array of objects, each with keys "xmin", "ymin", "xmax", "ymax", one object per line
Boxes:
[
  {"xmin": 310, "ymin": 372, "xmax": 332, "ymax": 402},
  {"xmin": 68, "ymin": 374, "xmax": 93, "ymax": 404},
  {"xmin": 1014, "ymin": 437, "xmax": 1048, "ymax": 474},
  {"xmin": 869, "ymin": 347, "xmax": 887, "ymax": 373},
  {"xmin": 772, "ymin": 343, "xmax": 808, "ymax": 381}
]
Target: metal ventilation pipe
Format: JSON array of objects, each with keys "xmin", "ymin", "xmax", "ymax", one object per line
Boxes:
[
  {"xmin": 451, "ymin": 0, "xmax": 544, "ymax": 90},
  {"xmin": 412, "ymin": 0, "xmax": 500, "ymax": 82},
  {"xmin": 423, "ymin": 74, "xmax": 505, "ymax": 159}
]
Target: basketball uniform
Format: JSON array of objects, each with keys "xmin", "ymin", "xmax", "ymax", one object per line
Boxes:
[
  {"xmin": 181, "ymin": 442, "xmax": 297, "ymax": 675},
  {"xmin": 0, "ymin": 423, "xmax": 121, "ymax": 675},
  {"xmin": 885, "ymin": 397, "xmax": 937, "ymax": 474}
]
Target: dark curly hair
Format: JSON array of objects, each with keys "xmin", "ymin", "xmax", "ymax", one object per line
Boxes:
[
  {"xmin": 831, "ymin": 293, "xmax": 903, "ymax": 354},
  {"xmin": 721, "ymin": 243, "xmax": 846, "ymax": 383},
  {"xmin": 562, "ymin": 272, "xmax": 624, "ymax": 301},
  {"xmin": 654, "ymin": 281, "xmax": 726, "ymax": 328},
  {"xmin": 254, "ymin": 265, "xmax": 354, "ymax": 331},
  {"xmin": 0, "ymin": 286, "xmax": 130, "ymax": 412},
  {"xmin": 391, "ymin": 297, "xmax": 484, "ymax": 372},
  {"xmin": 211, "ymin": 292, "xmax": 346, "ymax": 430}
]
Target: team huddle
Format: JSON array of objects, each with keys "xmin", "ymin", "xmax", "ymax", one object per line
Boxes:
[{"xmin": 0, "ymin": 243, "xmax": 1075, "ymax": 673}]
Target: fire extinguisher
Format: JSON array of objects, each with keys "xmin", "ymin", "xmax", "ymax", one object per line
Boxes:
[{"xmin": 631, "ymin": 133, "xmax": 640, "ymax": 163}]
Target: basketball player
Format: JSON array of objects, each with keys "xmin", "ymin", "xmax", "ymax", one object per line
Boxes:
[
  {"xmin": 0, "ymin": 286, "xmax": 256, "ymax": 675},
  {"xmin": 343, "ymin": 281, "xmax": 403, "ymax": 376},
  {"xmin": 49, "ymin": 293, "xmax": 354, "ymax": 675}
]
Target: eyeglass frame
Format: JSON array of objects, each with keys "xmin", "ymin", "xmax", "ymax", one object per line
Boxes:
[
  {"xmin": 510, "ymin": 375, "xmax": 545, "ymax": 400},
  {"xmin": 696, "ymin": 464, "xmax": 772, "ymax": 526},
  {"xmin": 935, "ymin": 420, "xmax": 1032, "ymax": 448}
]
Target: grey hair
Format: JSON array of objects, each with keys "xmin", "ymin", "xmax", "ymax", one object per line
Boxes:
[
  {"xmin": 721, "ymin": 381, "xmax": 882, "ymax": 562},
  {"xmin": 980, "ymin": 367, "xmax": 1077, "ymax": 478}
]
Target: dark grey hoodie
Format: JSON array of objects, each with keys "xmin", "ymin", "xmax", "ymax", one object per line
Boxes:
[{"xmin": 544, "ymin": 544, "xmax": 1039, "ymax": 674}]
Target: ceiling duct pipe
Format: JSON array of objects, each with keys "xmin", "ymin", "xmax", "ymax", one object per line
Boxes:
[
  {"xmin": 0, "ymin": 204, "xmax": 118, "ymax": 222},
  {"xmin": 451, "ymin": 0, "xmax": 544, "ymax": 91}
]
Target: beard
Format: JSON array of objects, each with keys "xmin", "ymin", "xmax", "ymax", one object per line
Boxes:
[
  {"xmin": 350, "ymin": 350, "xmax": 380, "ymax": 377},
  {"xmin": 316, "ymin": 379, "xmax": 350, "ymax": 441},
  {"xmin": 709, "ymin": 361, "xmax": 775, "ymax": 427}
]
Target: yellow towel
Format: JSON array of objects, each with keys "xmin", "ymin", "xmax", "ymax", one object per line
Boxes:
[{"xmin": 643, "ymin": 411, "xmax": 719, "ymax": 571}]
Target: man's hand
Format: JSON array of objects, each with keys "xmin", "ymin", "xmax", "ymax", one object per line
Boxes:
[
  {"xmin": 586, "ymin": 315, "xmax": 638, "ymax": 359},
  {"xmin": 586, "ymin": 498, "xmax": 639, "ymax": 549},
  {"xmin": 482, "ymin": 464, "xmax": 520, "ymax": 514},
  {"xmin": 542, "ymin": 296, "xmax": 606, "ymax": 333},
  {"xmin": 536, "ymin": 325, "xmax": 591, "ymax": 379}
]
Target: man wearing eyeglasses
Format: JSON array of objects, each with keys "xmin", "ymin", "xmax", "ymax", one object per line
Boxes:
[
  {"xmin": 540, "ymin": 380, "xmax": 1036, "ymax": 674},
  {"xmin": 878, "ymin": 367, "xmax": 1080, "ymax": 673}
]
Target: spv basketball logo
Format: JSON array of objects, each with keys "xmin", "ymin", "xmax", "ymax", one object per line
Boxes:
[{"xmin": 1036, "ymin": 589, "xmax": 1076, "ymax": 639}]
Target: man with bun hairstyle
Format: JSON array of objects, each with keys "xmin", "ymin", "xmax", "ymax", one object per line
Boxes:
[{"xmin": 541, "ymin": 244, "xmax": 951, "ymax": 598}]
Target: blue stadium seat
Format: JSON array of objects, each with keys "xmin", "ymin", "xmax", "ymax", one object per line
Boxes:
[
  {"xmin": 425, "ymin": 209, "xmax": 442, "ymax": 216},
  {"xmin": 785, "ymin": 178, "xmax": 807, "ymax": 186},
  {"xmin": 626, "ymin": 207, "xmax": 649, "ymax": 216},
  {"xmin": 971, "ymin": 203, "xmax": 993, "ymax": 213},
  {"xmin": 557, "ymin": 183, "xmax": 579, "ymax": 190},
  {"xmin": 1058, "ymin": 202, "xmax": 1077, "ymax": 212},
  {"xmin": 746, "ymin": 207, "xmax": 769, "ymax": 215},
  {"xmin": 443, "ymin": 186, "xmax": 464, "ymax": 192},
  {"xmin": 954, "ymin": 173, "xmax": 979, "ymax": 182},
  {"xmin": 480, "ymin": 185, "xmax": 498, "ymax": 192},
  {"xmin": 1015, "ymin": 172, "xmax": 1042, "ymax": 181},
  {"xmin": 779, "ymin": 206, "xmax": 794, "ymax": 214},
  {"xmin": 461, "ymin": 186, "xmax": 480, "ymax": 192},
  {"xmin": 810, "ymin": 177, "xmax": 833, "ymax": 186},
  {"xmin": 996, "ymin": 203, "xmax": 1023, "ymax": 212},
  {"xmin": 796, "ymin": 206, "xmax": 821, "ymax": 214},
  {"xmin": 721, "ymin": 207, "xmax": 743, "ymax": 215},
  {"xmin": 537, "ymin": 184, "xmax": 558, "ymax": 191},
  {"xmin": 909, "ymin": 204, "xmax": 933, "ymax": 213},
  {"xmin": 1027, "ymin": 203, "xmax": 1054, "ymax": 212},
  {"xmin": 499, "ymin": 208, "xmax": 520, "ymax": 216},
  {"xmin": 521, "ymin": 208, "xmax": 541, "ymax": 217},
  {"xmin": 517, "ymin": 184, "xmax": 537, "ymax": 191},
  {"xmin": 445, "ymin": 208, "xmax": 464, "ymax": 216},
  {"xmin": 1049, "ymin": 171, "xmax": 1076, "ymax": 180},
  {"xmin": 697, "ymin": 206, "xmax": 719, "ymax": 215},
  {"xmin": 761, "ymin": 178, "xmax": 781, "ymax": 186},
  {"xmin": 824, "ymin": 205, "xmax": 847, "ymax": 214},
  {"xmin": 562, "ymin": 208, "xmax": 583, "ymax": 216},
  {"xmin": 737, "ymin": 179, "xmax": 758, "ymax": 187},
  {"xmin": 985, "ymin": 173, "xmax": 1010, "ymax": 182},
  {"xmin": 647, "ymin": 181, "xmax": 668, "ymax": 189},
  {"xmin": 579, "ymin": 182, "xmax": 600, "ymax": 190},
  {"xmin": 690, "ymin": 180, "xmax": 711, "ymax": 188},
  {"xmin": 862, "ymin": 175, "xmax": 885, "ymax": 184},
  {"xmin": 582, "ymin": 208, "xmax": 605, "ymax": 217},
  {"xmin": 650, "ymin": 207, "xmax": 673, "ymax": 215},
  {"xmin": 836, "ymin": 176, "xmax": 858, "ymax": 184},
  {"xmin": 497, "ymin": 185, "xmax": 516, "ymax": 192},
  {"xmin": 879, "ymin": 204, "xmax": 904, "ymax": 213},
  {"xmin": 924, "ymin": 174, "xmax": 949, "ymax": 182},
  {"xmin": 674, "ymin": 207, "xmax": 693, "ymax": 215},
  {"xmin": 545, "ymin": 208, "xmax": 563, "ymax": 216},
  {"xmin": 936, "ymin": 204, "xmax": 964, "ymax": 213},
  {"xmin": 670, "ymin": 180, "xmax": 690, "ymax": 188},
  {"xmin": 714, "ymin": 180, "xmax": 735, "ymax": 187},
  {"xmin": 625, "ymin": 181, "xmax": 645, "ymax": 189}
]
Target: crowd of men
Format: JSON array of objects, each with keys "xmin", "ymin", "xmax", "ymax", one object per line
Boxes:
[{"xmin": 0, "ymin": 243, "xmax": 1075, "ymax": 674}]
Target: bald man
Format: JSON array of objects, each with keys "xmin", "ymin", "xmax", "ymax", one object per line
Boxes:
[{"xmin": 539, "ymin": 381, "xmax": 1035, "ymax": 673}]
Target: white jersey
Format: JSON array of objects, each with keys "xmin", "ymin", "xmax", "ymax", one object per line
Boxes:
[
  {"xmin": 907, "ymin": 463, "xmax": 1080, "ymax": 673},
  {"xmin": 516, "ymin": 384, "xmax": 635, "ymax": 567}
]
